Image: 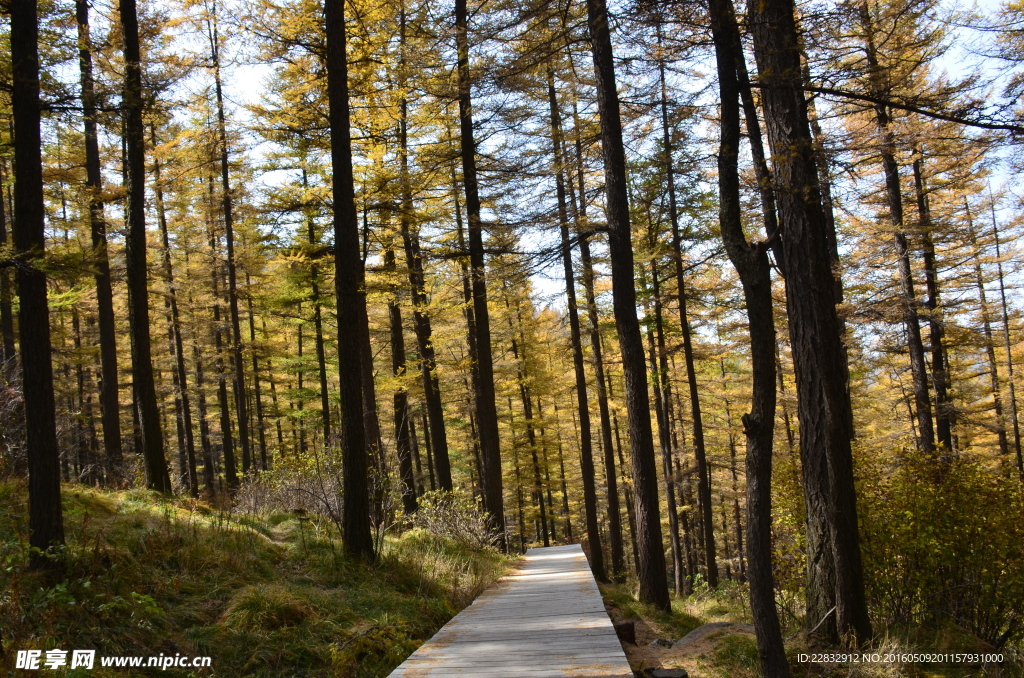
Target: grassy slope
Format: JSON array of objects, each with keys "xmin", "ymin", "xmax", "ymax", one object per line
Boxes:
[{"xmin": 0, "ymin": 481, "xmax": 509, "ymax": 677}]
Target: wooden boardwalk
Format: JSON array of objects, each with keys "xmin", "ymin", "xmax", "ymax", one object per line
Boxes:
[{"xmin": 388, "ymin": 544, "xmax": 633, "ymax": 677}]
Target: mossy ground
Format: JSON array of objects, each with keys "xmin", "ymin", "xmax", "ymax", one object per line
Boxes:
[
  {"xmin": 600, "ymin": 580, "xmax": 1023, "ymax": 678},
  {"xmin": 0, "ymin": 481, "xmax": 510, "ymax": 677}
]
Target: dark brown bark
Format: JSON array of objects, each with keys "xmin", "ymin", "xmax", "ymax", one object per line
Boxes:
[
  {"xmin": 76, "ymin": 0, "xmax": 123, "ymax": 469},
  {"xmin": 747, "ymin": 0, "xmax": 872, "ymax": 644},
  {"xmin": 11, "ymin": 0, "xmax": 66, "ymax": 567},
  {"xmin": 585, "ymin": 0, "xmax": 670, "ymax": 610},
  {"xmin": 547, "ymin": 69, "xmax": 604, "ymax": 579},
  {"xmin": 386, "ymin": 244, "xmax": 417, "ymax": 514},
  {"xmin": 324, "ymin": 0, "xmax": 373, "ymax": 559},
  {"xmin": 208, "ymin": 228, "xmax": 238, "ymax": 489},
  {"xmin": 0, "ymin": 160, "xmax": 14, "ymax": 364},
  {"xmin": 912, "ymin": 154, "xmax": 954, "ymax": 453},
  {"xmin": 707, "ymin": 0, "xmax": 790, "ymax": 667},
  {"xmin": 120, "ymin": 0, "xmax": 170, "ymax": 493},
  {"xmin": 455, "ymin": 0, "xmax": 505, "ymax": 541}
]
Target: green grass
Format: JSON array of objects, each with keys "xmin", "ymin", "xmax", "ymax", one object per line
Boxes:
[{"xmin": 0, "ymin": 481, "xmax": 510, "ymax": 677}]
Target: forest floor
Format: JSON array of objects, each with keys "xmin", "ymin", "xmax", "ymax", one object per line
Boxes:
[
  {"xmin": 601, "ymin": 581, "xmax": 1022, "ymax": 678},
  {"xmin": 0, "ymin": 480, "xmax": 510, "ymax": 677}
]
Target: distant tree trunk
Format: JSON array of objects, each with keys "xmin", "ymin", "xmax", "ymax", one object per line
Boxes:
[
  {"xmin": 120, "ymin": 0, "xmax": 170, "ymax": 493},
  {"xmin": 324, "ymin": 0, "xmax": 374, "ymax": 559},
  {"xmin": 965, "ymin": 202, "xmax": 1009, "ymax": 459},
  {"xmin": 244, "ymin": 273, "xmax": 268, "ymax": 470},
  {"xmin": 990, "ymin": 203, "xmax": 1024, "ymax": 476},
  {"xmin": 189, "ymin": 284, "xmax": 217, "ymax": 493},
  {"xmin": 152, "ymin": 128, "xmax": 198, "ymax": 495},
  {"xmin": 208, "ymin": 231, "xmax": 238, "ymax": 489},
  {"xmin": 719, "ymin": 360, "xmax": 746, "ymax": 582},
  {"xmin": 11, "ymin": 0, "xmax": 65, "ymax": 567},
  {"xmin": 399, "ymin": 6, "xmax": 452, "ymax": 491},
  {"xmin": 207, "ymin": 6, "xmax": 251, "ymax": 475},
  {"xmin": 0, "ymin": 160, "xmax": 14, "ymax": 364},
  {"xmin": 76, "ymin": 0, "xmax": 123, "ymax": 471},
  {"xmin": 300, "ymin": 168, "xmax": 331, "ymax": 444},
  {"xmin": 747, "ymin": 0, "xmax": 872, "ymax": 644},
  {"xmin": 655, "ymin": 43, "xmax": 718, "ymax": 588},
  {"xmin": 707, "ymin": 0, "xmax": 790, "ymax": 666},
  {"xmin": 647, "ymin": 260, "xmax": 684, "ymax": 595},
  {"xmin": 585, "ymin": 0, "xmax": 670, "ymax": 611},
  {"xmin": 455, "ymin": 0, "xmax": 505, "ymax": 542},
  {"xmin": 386, "ymin": 243, "xmax": 417, "ymax": 514},
  {"xmin": 912, "ymin": 153, "xmax": 955, "ymax": 453},
  {"xmin": 547, "ymin": 68, "xmax": 604, "ymax": 579}
]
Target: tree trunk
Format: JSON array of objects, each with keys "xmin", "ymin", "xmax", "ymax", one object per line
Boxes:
[
  {"xmin": 76, "ymin": 0, "xmax": 123, "ymax": 471},
  {"xmin": 707, "ymin": 0, "xmax": 790, "ymax": 667},
  {"xmin": 152, "ymin": 128, "xmax": 198, "ymax": 495},
  {"xmin": 547, "ymin": 68, "xmax": 605, "ymax": 580},
  {"xmin": 120, "ymin": 0, "xmax": 170, "ymax": 493},
  {"xmin": 455, "ymin": 0, "xmax": 505, "ymax": 541},
  {"xmin": 912, "ymin": 154, "xmax": 954, "ymax": 453},
  {"xmin": 585, "ymin": 0, "xmax": 670, "ymax": 610},
  {"xmin": 11, "ymin": 0, "xmax": 66, "ymax": 566},
  {"xmin": 0, "ymin": 160, "xmax": 15, "ymax": 364},
  {"xmin": 990, "ymin": 202, "xmax": 1024, "ymax": 476},
  {"xmin": 209, "ymin": 232, "xmax": 238, "ymax": 489},
  {"xmin": 386, "ymin": 243, "xmax": 417, "ymax": 514},
  {"xmin": 747, "ymin": 0, "xmax": 872, "ymax": 644},
  {"xmin": 324, "ymin": 0, "xmax": 374, "ymax": 559}
]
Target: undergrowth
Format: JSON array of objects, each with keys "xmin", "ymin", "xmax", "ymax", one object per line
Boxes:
[{"xmin": 0, "ymin": 480, "xmax": 509, "ymax": 677}]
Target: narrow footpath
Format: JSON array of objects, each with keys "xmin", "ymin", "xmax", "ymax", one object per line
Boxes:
[{"xmin": 389, "ymin": 544, "xmax": 633, "ymax": 677}]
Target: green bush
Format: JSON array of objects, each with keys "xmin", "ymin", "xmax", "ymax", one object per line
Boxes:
[{"xmin": 860, "ymin": 451, "xmax": 1024, "ymax": 649}]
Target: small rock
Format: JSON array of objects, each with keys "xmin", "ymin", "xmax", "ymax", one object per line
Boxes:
[
  {"xmin": 642, "ymin": 668, "xmax": 689, "ymax": 678},
  {"xmin": 647, "ymin": 638, "xmax": 674, "ymax": 648},
  {"xmin": 613, "ymin": 619, "xmax": 636, "ymax": 645}
]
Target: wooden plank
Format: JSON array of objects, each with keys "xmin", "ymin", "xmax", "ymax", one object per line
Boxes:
[{"xmin": 388, "ymin": 544, "xmax": 632, "ymax": 678}]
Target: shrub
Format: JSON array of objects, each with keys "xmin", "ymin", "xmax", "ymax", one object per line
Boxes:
[
  {"xmin": 860, "ymin": 450, "xmax": 1024, "ymax": 649},
  {"xmin": 402, "ymin": 490, "xmax": 502, "ymax": 550}
]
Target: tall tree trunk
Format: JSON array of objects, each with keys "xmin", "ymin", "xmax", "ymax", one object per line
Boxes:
[
  {"xmin": 707, "ymin": 0, "xmax": 790, "ymax": 667},
  {"xmin": 455, "ymin": 0, "xmax": 505, "ymax": 541},
  {"xmin": 965, "ymin": 202, "xmax": 1009, "ymax": 459},
  {"xmin": 0, "ymin": 160, "xmax": 15, "ymax": 364},
  {"xmin": 324, "ymin": 0, "xmax": 373, "ymax": 559},
  {"xmin": 301, "ymin": 168, "xmax": 332, "ymax": 444},
  {"xmin": 152, "ymin": 128, "xmax": 198, "ymax": 496},
  {"xmin": 244, "ymin": 273, "xmax": 268, "ymax": 470},
  {"xmin": 585, "ymin": 0, "xmax": 670, "ymax": 610},
  {"xmin": 120, "ymin": 0, "xmax": 170, "ymax": 493},
  {"xmin": 656, "ymin": 39, "xmax": 718, "ymax": 588},
  {"xmin": 207, "ymin": 6, "xmax": 251, "ymax": 475},
  {"xmin": 11, "ymin": 0, "xmax": 65, "ymax": 566},
  {"xmin": 912, "ymin": 153, "xmax": 954, "ymax": 453},
  {"xmin": 747, "ymin": 0, "xmax": 872, "ymax": 644},
  {"xmin": 386, "ymin": 243, "xmax": 417, "ymax": 514},
  {"xmin": 399, "ymin": 5, "xmax": 452, "ymax": 491},
  {"xmin": 648, "ymin": 260, "xmax": 684, "ymax": 595},
  {"xmin": 76, "ymin": 0, "xmax": 123, "ymax": 470},
  {"xmin": 209, "ymin": 232, "xmax": 238, "ymax": 489},
  {"xmin": 547, "ymin": 68, "xmax": 605, "ymax": 579},
  {"xmin": 990, "ymin": 201, "xmax": 1024, "ymax": 476}
]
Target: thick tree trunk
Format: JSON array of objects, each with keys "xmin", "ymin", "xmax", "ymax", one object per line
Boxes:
[
  {"xmin": 585, "ymin": 0, "xmax": 670, "ymax": 611},
  {"xmin": 11, "ymin": 0, "xmax": 66, "ymax": 566},
  {"xmin": 707, "ymin": 0, "xmax": 790, "ymax": 668},
  {"xmin": 120, "ymin": 0, "xmax": 170, "ymax": 493},
  {"xmin": 324, "ymin": 0, "xmax": 374, "ymax": 559},
  {"xmin": 547, "ymin": 69, "xmax": 605, "ymax": 580},
  {"xmin": 0, "ymin": 160, "xmax": 14, "ymax": 364},
  {"xmin": 455, "ymin": 0, "xmax": 505, "ymax": 541},
  {"xmin": 77, "ymin": 0, "xmax": 123, "ymax": 470},
  {"xmin": 747, "ymin": 0, "xmax": 872, "ymax": 644}
]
